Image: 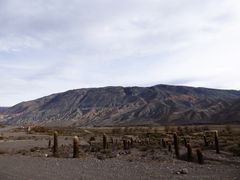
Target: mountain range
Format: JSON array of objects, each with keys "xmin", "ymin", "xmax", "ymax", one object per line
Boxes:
[{"xmin": 0, "ymin": 84, "xmax": 240, "ymax": 127}]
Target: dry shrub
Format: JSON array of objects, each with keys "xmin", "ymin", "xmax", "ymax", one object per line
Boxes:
[{"xmin": 31, "ymin": 126, "xmax": 50, "ymax": 133}]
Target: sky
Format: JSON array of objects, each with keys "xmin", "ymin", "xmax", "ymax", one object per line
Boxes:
[{"xmin": 0, "ymin": 0, "xmax": 240, "ymax": 106}]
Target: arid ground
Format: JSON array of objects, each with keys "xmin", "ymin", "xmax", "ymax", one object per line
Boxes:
[{"xmin": 0, "ymin": 125, "xmax": 240, "ymax": 180}]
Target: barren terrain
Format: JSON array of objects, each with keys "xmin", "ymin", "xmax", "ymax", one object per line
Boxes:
[{"xmin": 0, "ymin": 125, "xmax": 239, "ymax": 180}]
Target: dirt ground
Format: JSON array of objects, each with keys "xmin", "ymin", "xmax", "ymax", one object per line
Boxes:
[{"xmin": 0, "ymin": 126, "xmax": 239, "ymax": 180}]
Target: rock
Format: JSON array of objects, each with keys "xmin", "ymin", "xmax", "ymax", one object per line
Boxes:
[
  {"xmin": 180, "ymin": 168, "xmax": 188, "ymax": 174},
  {"xmin": 96, "ymin": 154, "xmax": 105, "ymax": 160},
  {"xmin": 176, "ymin": 168, "xmax": 188, "ymax": 175}
]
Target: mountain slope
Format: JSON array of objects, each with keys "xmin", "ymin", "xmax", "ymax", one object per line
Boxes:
[
  {"xmin": 0, "ymin": 107, "xmax": 8, "ymax": 113},
  {"xmin": 2, "ymin": 84, "xmax": 240, "ymax": 126},
  {"xmin": 214, "ymin": 99, "xmax": 240, "ymax": 123}
]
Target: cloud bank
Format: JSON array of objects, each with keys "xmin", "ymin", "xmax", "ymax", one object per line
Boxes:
[{"xmin": 0, "ymin": 0, "xmax": 240, "ymax": 106}]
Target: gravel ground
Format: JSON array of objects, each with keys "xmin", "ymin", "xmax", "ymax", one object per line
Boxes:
[
  {"xmin": 0, "ymin": 126, "xmax": 239, "ymax": 180},
  {"xmin": 0, "ymin": 154, "xmax": 239, "ymax": 180}
]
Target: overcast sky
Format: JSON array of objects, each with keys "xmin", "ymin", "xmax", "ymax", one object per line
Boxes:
[{"xmin": 0, "ymin": 0, "xmax": 240, "ymax": 106}]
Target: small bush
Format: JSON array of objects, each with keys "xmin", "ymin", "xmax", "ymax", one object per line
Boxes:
[
  {"xmin": 225, "ymin": 125, "xmax": 232, "ymax": 134},
  {"xmin": 164, "ymin": 126, "xmax": 170, "ymax": 133}
]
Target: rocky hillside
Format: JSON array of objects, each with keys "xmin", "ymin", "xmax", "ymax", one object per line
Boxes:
[
  {"xmin": 214, "ymin": 99, "xmax": 240, "ymax": 123},
  {"xmin": 0, "ymin": 107, "xmax": 8, "ymax": 113},
  {"xmin": 1, "ymin": 84, "xmax": 240, "ymax": 126}
]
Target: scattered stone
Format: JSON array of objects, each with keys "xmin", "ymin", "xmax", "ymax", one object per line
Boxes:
[
  {"xmin": 176, "ymin": 168, "xmax": 188, "ymax": 175},
  {"xmin": 180, "ymin": 168, "xmax": 188, "ymax": 174},
  {"xmin": 96, "ymin": 154, "xmax": 106, "ymax": 160}
]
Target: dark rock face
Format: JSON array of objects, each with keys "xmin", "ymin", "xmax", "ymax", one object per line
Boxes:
[{"xmin": 2, "ymin": 84, "xmax": 240, "ymax": 126}]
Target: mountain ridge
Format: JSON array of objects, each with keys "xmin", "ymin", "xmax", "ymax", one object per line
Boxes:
[{"xmin": 1, "ymin": 84, "xmax": 240, "ymax": 126}]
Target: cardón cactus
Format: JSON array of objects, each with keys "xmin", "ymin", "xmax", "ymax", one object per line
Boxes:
[
  {"xmin": 48, "ymin": 138, "xmax": 51, "ymax": 149},
  {"xmin": 203, "ymin": 135, "xmax": 208, "ymax": 147},
  {"xmin": 173, "ymin": 133, "xmax": 180, "ymax": 159},
  {"xmin": 168, "ymin": 143, "xmax": 172, "ymax": 152},
  {"xmin": 214, "ymin": 131, "xmax": 220, "ymax": 154},
  {"xmin": 196, "ymin": 149, "xmax": 204, "ymax": 164},
  {"xmin": 183, "ymin": 137, "xmax": 188, "ymax": 147},
  {"xmin": 162, "ymin": 138, "xmax": 166, "ymax": 148},
  {"xmin": 53, "ymin": 131, "xmax": 58, "ymax": 157},
  {"xmin": 187, "ymin": 143, "xmax": 193, "ymax": 161},
  {"xmin": 103, "ymin": 134, "xmax": 107, "ymax": 149},
  {"xmin": 73, "ymin": 136, "xmax": 80, "ymax": 158}
]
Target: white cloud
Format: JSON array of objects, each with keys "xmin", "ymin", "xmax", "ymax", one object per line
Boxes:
[{"xmin": 0, "ymin": 0, "xmax": 240, "ymax": 106}]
